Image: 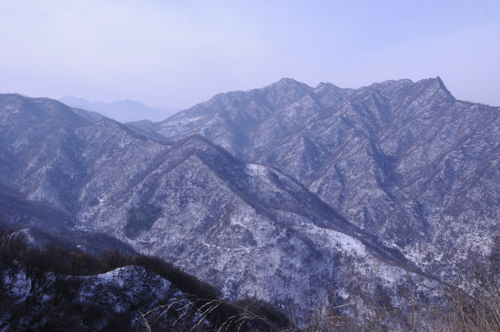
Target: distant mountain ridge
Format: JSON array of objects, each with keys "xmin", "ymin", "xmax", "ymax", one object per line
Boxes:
[{"xmin": 59, "ymin": 95, "xmax": 175, "ymax": 122}]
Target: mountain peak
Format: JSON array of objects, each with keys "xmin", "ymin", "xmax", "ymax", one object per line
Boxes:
[
  {"xmin": 59, "ymin": 96, "xmax": 174, "ymax": 122},
  {"xmin": 316, "ymin": 82, "xmax": 340, "ymax": 89},
  {"xmin": 278, "ymin": 77, "xmax": 302, "ymax": 84},
  {"xmin": 266, "ymin": 77, "xmax": 312, "ymax": 91},
  {"xmin": 0, "ymin": 93, "xmax": 89, "ymax": 126},
  {"xmin": 433, "ymin": 76, "xmax": 450, "ymax": 91},
  {"xmin": 416, "ymin": 76, "xmax": 454, "ymax": 99}
]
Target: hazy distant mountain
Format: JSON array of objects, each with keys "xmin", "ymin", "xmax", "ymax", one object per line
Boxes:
[{"xmin": 60, "ymin": 95, "xmax": 175, "ymax": 122}]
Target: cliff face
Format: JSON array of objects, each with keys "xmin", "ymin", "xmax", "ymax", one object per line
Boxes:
[{"xmin": 0, "ymin": 76, "xmax": 497, "ymax": 327}]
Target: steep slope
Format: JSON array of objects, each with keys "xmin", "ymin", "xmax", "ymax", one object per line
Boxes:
[
  {"xmin": 72, "ymin": 127, "xmax": 440, "ymax": 323},
  {"xmin": 154, "ymin": 78, "xmax": 500, "ymax": 281},
  {"xmin": 0, "ymin": 186, "xmax": 75, "ymax": 232},
  {"xmin": 0, "ymin": 186, "xmax": 138, "ymax": 255},
  {"xmin": 71, "ymin": 107, "xmax": 109, "ymax": 122},
  {"xmin": 0, "ymin": 93, "xmax": 446, "ymax": 326},
  {"xmin": 0, "ymin": 94, "xmax": 90, "ymax": 212},
  {"xmin": 155, "ymin": 78, "xmax": 312, "ymax": 159}
]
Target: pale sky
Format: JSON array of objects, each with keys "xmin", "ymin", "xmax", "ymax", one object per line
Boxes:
[{"xmin": 1, "ymin": 0, "xmax": 499, "ymax": 109}]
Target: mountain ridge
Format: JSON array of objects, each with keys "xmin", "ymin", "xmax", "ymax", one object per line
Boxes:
[
  {"xmin": 60, "ymin": 95, "xmax": 175, "ymax": 122},
  {"xmin": 150, "ymin": 76, "xmax": 499, "ymax": 282},
  {"xmin": 0, "ymin": 76, "xmax": 497, "ymax": 327}
]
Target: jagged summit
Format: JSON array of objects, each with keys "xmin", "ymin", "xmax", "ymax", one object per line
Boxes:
[{"xmin": 422, "ymin": 76, "xmax": 454, "ymax": 98}]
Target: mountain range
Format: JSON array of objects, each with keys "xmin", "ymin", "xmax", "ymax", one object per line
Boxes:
[
  {"xmin": 0, "ymin": 77, "xmax": 498, "ymax": 329},
  {"xmin": 59, "ymin": 96, "xmax": 175, "ymax": 122}
]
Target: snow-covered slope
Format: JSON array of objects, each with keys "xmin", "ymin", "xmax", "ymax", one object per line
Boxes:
[
  {"xmin": 0, "ymin": 261, "xmax": 212, "ymax": 331},
  {"xmin": 154, "ymin": 78, "xmax": 499, "ymax": 282},
  {"xmin": 0, "ymin": 77, "xmax": 497, "ymax": 328}
]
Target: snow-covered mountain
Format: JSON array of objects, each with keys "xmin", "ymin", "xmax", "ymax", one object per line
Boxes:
[
  {"xmin": 0, "ymin": 76, "xmax": 498, "ymax": 329},
  {"xmin": 153, "ymin": 77, "xmax": 499, "ymax": 281}
]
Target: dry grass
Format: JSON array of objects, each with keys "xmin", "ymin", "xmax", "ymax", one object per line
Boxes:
[
  {"xmin": 2, "ymin": 227, "xmax": 498, "ymax": 331},
  {"xmin": 142, "ymin": 259, "xmax": 499, "ymax": 332}
]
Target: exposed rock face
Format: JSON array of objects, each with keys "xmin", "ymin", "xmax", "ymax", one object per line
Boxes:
[
  {"xmin": 0, "ymin": 261, "xmax": 211, "ymax": 331},
  {"xmin": 0, "ymin": 76, "xmax": 498, "ymax": 328}
]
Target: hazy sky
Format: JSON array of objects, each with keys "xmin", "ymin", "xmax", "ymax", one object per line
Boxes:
[{"xmin": 1, "ymin": 0, "xmax": 499, "ymax": 109}]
